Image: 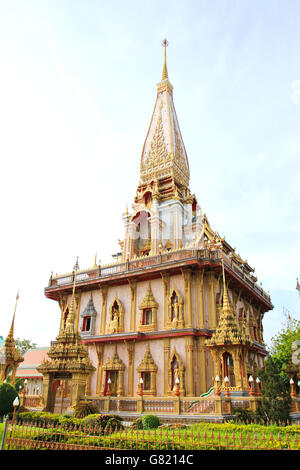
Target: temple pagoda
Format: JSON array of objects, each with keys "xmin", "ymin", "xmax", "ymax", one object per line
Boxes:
[
  {"xmin": 0, "ymin": 292, "xmax": 24, "ymax": 385},
  {"xmin": 42, "ymin": 41, "xmax": 273, "ymax": 416}
]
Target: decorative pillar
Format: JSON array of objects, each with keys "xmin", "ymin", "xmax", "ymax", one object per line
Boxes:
[
  {"xmin": 161, "ymin": 272, "xmax": 170, "ymax": 329},
  {"xmin": 149, "ymin": 198, "xmax": 160, "ymax": 255},
  {"xmin": 163, "ymin": 339, "xmax": 170, "ymax": 396},
  {"xmin": 182, "ymin": 269, "xmax": 192, "ymax": 328},
  {"xmin": 185, "ymin": 336, "xmax": 195, "ymax": 396},
  {"xmin": 195, "ymin": 271, "xmax": 205, "ymax": 329},
  {"xmin": 207, "ymin": 272, "xmax": 217, "ymax": 329},
  {"xmin": 96, "ymin": 344, "xmax": 104, "ymax": 395},
  {"xmin": 127, "ymin": 222, "xmax": 137, "ymax": 260},
  {"xmin": 100, "ymin": 286, "xmax": 108, "ymax": 335},
  {"xmin": 69, "ymin": 374, "xmax": 88, "ymax": 409},
  {"xmin": 126, "ymin": 341, "xmax": 135, "ymax": 397},
  {"xmin": 232, "ymin": 350, "xmax": 243, "ymax": 390},
  {"xmin": 198, "ymin": 340, "xmax": 207, "ymax": 395},
  {"xmin": 173, "ymin": 202, "xmax": 183, "ymax": 249},
  {"xmin": 128, "ymin": 279, "xmax": 137, "ymax": 332}
]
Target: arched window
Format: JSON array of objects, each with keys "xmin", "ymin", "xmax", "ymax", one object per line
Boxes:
[
  {"xmin": 108, "ymin": 297, "xmax": 124, "ymax": 334},
  {"xmin": 170, "ymin": 291, "xmax": 178, "ymax": 322},
  {"xmin": 171, "ymin": 357, "xmax": 179, "ymax": 391},
  {"xmin": 143, "ymin": 191, "xmax": 152, "ymax": 208},
  {"xmin": 167, "ymin": 289, "xmax": 184, "ymax": 329},
  {"xmin": 136, "ymin": 344, "xmax": 158, "ymax": 396},
  {"xmin": 138, "ymin": 283, "xmax": 158, "ymax": 332},
  {"xmin": 82, "ymin": 316, "xmax": 91, "ymax": 332},
  {"xmin": 167, "ymin": 349, "xmax": 185, "ymax": 396},
  {"xmin": 80, "ymin": 295, "xmax": 97, "ymax": 336}
]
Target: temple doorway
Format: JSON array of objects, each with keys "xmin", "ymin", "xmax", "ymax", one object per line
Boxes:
[
  {"xmin": 50, "ymin": 373, "xmax": 72, "ymax": 414},
  {"xmin": 105, "ymin": 371, "xmax": 118, "ymax": 396}
]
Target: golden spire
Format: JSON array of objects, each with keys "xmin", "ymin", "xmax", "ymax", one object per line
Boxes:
[
  {"xmin": 65, "ymin": 261, "xmax": 78, "ymax": 334},
  {"xmin": 8, "ymin": 290, "xmax": 20, "ymax": 340},
  {"xmin": 93, "ymin": 252, "xmax": 98, "ymax": 268},
  {"xmin": 221, "ymin": 260, "xmax": 231, "ymax": 313},
  {"xmin": 161, "ymin": 38, "xmax": 169, "ymax": 81}
]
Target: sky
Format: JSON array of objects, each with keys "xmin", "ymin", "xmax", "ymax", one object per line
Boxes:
[{"xmin": 0, "ymin": 0, "xmax": 299, "ymax": 350}]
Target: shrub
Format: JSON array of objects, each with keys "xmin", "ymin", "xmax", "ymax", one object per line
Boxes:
[
  {"xmin": 233, "ymin": 407, "xmax": 256, "ymax": 424},
  {"xmin": 142, "ymin": 415, "xmax": 160, "ymax": 429},
  {"xmin": 17, "ymin": 411, "xmax": 61, "ymax": 426},
  {"xmin": 131, "ymin": 417, "xmax": 144, "ymax": 429},
  {"xmin": 0, "ymin": 382, "xmax": 18, "ymax": 416},
  {"xmin": 73, "ymin": 401, "xmax": 99, "ymax": 418},
  {"xmin": 106, "ymin": 417, "xmax": 123, "ymax": 432},
  {"xmin": 82, "ymin": 414, "xmax": 123, "ymax": 433}
]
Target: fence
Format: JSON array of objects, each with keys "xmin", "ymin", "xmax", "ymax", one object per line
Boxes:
[{"xmin": 2, "ymin": 418, "xmax": 300, "ymax": 450}]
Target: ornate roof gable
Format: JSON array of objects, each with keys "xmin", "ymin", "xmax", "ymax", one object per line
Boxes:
[{"xmin": 140, "ymin": 40, "xmax": 190, "ymax": 187}]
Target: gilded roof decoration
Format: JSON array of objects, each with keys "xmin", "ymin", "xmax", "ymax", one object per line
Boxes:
[
  {"xmin": 103, "ymin": 345, "xmax": 125, "ymax": 371},
  {"xmin": 137, "ymin": 344, "xmax": 158, "ymax": 372},
  {"xmin": 206, "ymin": 263, "xmax": 251, "ymax": 348},
  {"xmin": 138, "ymin": 283, "xmax": 159, "ymax": 310},
  {"xmin": 140, "ymin": 43, "xmax": 190, "ymax": 188},
  {"xmin": 0, "ymin": 292, "xmax": 23, "ymax": 369},
  {"xmin": 37, "ymin": 270, "xmax": 95, "ymax": 376}
]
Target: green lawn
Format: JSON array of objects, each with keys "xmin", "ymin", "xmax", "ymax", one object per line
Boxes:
[
  {"xmin": 4, "ymin": 421, "xmax": 300, "ymax": 450},
  {"xmin": 0, "ymin": 423, "xmax": 5, "ymax": 444}
]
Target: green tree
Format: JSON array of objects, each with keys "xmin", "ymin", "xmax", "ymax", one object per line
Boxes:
[
  {"xmin": 0, "ymin": 382, "xmax": 18, "ymax": 417},
  {"xmin": 15, "ymin": 338, "xmax": 37, "ymax": 356},
  {"xmin": 257, "ymin": 356, "xmax": 291, "ymax": 424},
  {"xmin": 269, "ymin": 317, "xmax": 300, "ymax": 373}
]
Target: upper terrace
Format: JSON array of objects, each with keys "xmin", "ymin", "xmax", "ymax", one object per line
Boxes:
[{"xmin": 45, "ymin": 248, "xmax": 272, "ymax": 311}]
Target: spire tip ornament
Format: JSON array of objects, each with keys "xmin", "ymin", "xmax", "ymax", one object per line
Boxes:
[{"xmin": 161, "ymin": 38, "xmax": 169, "ymax": 81}]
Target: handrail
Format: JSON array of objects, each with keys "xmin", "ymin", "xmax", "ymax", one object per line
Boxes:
[{"xmin": 47, "ymin": 248, "xmax": 271, "ymax": 304}]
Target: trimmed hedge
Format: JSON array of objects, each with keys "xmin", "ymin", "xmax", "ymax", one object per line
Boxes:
[
  {"xmin": 16, "ymin": 411, "xmax": 123, "ymax": 431},
  {"xmin": 0, "ymin": 383, "xmax": 18, "ymax": 416},
  {"xmin": 142, "ymin": 415, "xmax": 160, "ymax": 429}
]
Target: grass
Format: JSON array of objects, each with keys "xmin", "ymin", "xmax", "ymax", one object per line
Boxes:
[
  {"xmin": 0, "ymin": 423, "xmax": 5, "ymax": 443},
  {"xmin": 4, "ymin": 421, "xmax": 300, "ymax": 450}
]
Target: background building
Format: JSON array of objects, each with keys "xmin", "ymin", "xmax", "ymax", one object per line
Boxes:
[{"xmin": 16, "ymin": 347, "xmax": 49, "ymax": 395}]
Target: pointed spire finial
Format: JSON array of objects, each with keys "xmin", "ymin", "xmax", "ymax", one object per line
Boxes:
[
  {"xmin": 221, "ymin": 260, "xmax": 231, "ymax": 311},
  {"xmin": 8, "ymin": 289, "xmax": 20, "ymax": 339},
  {"xmin": 66, "ymin": 260, "xmax": 79, "ymax": 333},
  {"xmin": 73, "ymin": 256, "xmax": 80, "ymax": 272},
  {"xmin": 93, "ymin": 252, "xmax": 98, "ymax": 268},
  {"xmin": 161, "ymin": 38, "xmax": 169, "ymax": 81}
]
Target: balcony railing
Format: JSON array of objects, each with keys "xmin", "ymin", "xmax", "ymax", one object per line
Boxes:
[{"xmin": 47, "ymin": 248, "xmax": 271, "ymax": 304}]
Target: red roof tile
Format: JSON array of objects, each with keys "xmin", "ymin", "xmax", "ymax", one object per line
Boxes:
[{"xmin": 16, "ymin": 347, "xmax": 50, "ymax": 378}]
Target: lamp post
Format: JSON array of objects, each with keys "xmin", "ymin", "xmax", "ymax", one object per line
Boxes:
[
  {"xmin": 297, "ymin": 380, "xmax": 300, "ymax": 398},
  {"xmin": 12, "ymin": 396, "xmax": 19, "ymax": 424},
  {"xmin": 290, "ymin": 378, "xmax": 296, "ymax": 398},
  {"xmin": 106, "ymin": 378, "xmax": 111, "ymax": 397},
  {"xmin": 249, "ymin": 375, "xmax": 254, "ymax": 396},
  {"xmin": 256, "ymin": 377, "xmax": 261, "ymax": 396},
  {"xmin": 23, "ymin": 379, "xmax": 28, "ymax": 407},
  {"xmin": 139, "ymin": 377, "xmax": 144, "ymax": 397},
  {"xmin": 224, "ymin": 376, "xmax": 230, "ymax": 397},
  {"xmin": 174, "ymin": 377, "xmax": 180, "ymax": 397},
  {"xmin": 215, "ymin": 375, "xmax": 221, "ymax": 396}
]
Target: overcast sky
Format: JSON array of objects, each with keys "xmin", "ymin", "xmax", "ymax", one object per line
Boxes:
[{"xmin": 0, "ymin": 0, "xmax": 299, "ymax": 350}]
